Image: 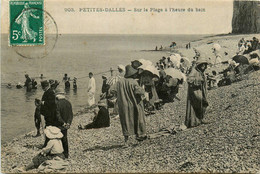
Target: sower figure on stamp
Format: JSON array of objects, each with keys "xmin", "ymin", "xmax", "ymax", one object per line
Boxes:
[
  {"xmin": 185, "ymin": 56, "xmax": 209, "ymax": 128},
  {"xmin": 110, "ymin": 65, "xmax": 147, "ymax": 145},
  {"xmin": 40, "ymin": 80, "xmax": 57, "ymax": 147},
  {"xmin": 55, "ymin": 91, "xmax": 73, "ymax": 158},
  {"xmin": 15, "ymin": 2, "xmax": 39, "ymax": 43}
]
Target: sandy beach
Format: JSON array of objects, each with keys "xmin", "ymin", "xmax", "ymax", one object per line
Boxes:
[{"xmin": 1, "ymin": 34, "xmax": 260, "ymax": 173}]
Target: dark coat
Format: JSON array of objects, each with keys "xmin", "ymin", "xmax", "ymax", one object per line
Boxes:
[
  {"xmin": 56, "ymin": 98, "xmax": 73, "ymax": 128},
  {"xmin": 41, "ymin": 88, "xmax": 56, "ymax": 126},
  {"xmin": 93, "ymin": 107, "xmax": 110, "ymax": 128}
]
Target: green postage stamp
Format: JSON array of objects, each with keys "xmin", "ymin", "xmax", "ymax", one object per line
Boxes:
[{"xmin": 9, "ymin": 0, "xmax": 44, "ymax": 45}]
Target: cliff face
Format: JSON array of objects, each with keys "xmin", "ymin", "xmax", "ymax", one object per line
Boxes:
[{"xmin": 232, "ymin": 1, "xmax": 260, "ymax": 34}]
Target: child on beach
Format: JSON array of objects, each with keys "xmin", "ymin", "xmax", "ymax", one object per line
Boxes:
[
  {"xmin": 34, "ymin": 99, "xmax": 42, "ymax": 137},
  {"xmin": 20, "ymin": 126, "xmax": 65, "ymax": 171}
]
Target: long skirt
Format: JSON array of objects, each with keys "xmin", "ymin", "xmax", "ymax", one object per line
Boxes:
[{"xmin": 185, "ymin": 88, "xmax": 208, "ymax": 128}]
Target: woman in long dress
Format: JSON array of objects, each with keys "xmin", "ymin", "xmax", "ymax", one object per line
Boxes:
[
  {"xmin": 111, "ymin": 65, "xmax": 147, "ymax": 143},
  {"xmin": 185, "ymin": 57, "xmax": 209, "ymax": 128}
]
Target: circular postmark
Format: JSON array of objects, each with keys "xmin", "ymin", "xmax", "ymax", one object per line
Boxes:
[{"xmin": 10, "ymin": 7, "xmax": 58, "ymax": 59}]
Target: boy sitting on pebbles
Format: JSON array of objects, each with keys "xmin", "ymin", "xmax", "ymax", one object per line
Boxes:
[{"xmin": 18, "ymin": 126, "xmax": 65, "ymax": 171}]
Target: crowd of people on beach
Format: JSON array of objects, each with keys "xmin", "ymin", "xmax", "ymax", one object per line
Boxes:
[{"xmin": 15, "ymin": 36, "xmax": 260, "ymax": 172}]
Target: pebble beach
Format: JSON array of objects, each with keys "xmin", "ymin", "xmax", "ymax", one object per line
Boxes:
[{"xmin": 1, "ymin": 34, "xmax": 260, "ymax": 173}]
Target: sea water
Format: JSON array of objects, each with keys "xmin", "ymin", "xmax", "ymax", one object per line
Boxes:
[{"xmin": 1, "ymin": 34, "xmax": 206, "ymax": 142}]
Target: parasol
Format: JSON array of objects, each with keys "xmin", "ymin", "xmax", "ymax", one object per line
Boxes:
[
  {"xmin": 164, "ymin": 68, "xmax": 186, "ymax": 81},
  {"xmin": 138, "ymin": 64, "xmax": 159, "ymax": 77},
  {"xmin": 232, "ymin": 55, "xmax": 249, "ymax": 65},
  {"xmin": 213, "ymin": 43, "xmax": 221, "ymax": 51},
  {"xmin": 138, "ymin": 59, "xmax": 153, "ymax": 66}
]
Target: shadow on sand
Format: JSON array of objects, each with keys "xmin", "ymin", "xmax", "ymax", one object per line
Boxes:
[
  {"xmin": 23, "ymin": 143, "xmax": 43, "ymax": 150},
  {"xmin": 83, "ymin": 144, "xmax": 139, "ymax": 152}
]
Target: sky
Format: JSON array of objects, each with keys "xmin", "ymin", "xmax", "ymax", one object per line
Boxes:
[{"xmin": 1, "ymin": 0, "xmax": 234, "ymax": 34}]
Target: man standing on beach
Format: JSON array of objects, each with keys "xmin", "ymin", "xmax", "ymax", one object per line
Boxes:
[
  {"xmin": 87, "ymin": 72, "xmax": 96, "ymax": 107},
  {"xmin": 40, "ymin": 80, "xmax": 57, "ymax": 147},
  {"xmin": 55, "ymin": 91, "xmax": 73, "ymax": 158},
  {"xmin": 111, "ymin": 65, "xmax": 147, "ymax": 145}
]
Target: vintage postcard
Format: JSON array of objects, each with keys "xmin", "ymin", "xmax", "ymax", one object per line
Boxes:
[{"xmin": 1, "ymin": 0, "xmax": 260, "ymax": 173}]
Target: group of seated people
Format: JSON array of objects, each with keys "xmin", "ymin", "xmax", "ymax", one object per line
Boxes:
[
  {"xmin": 237, "ymin": 37, "xmax": 260, "ymax": 55},
  {"xmin": 206, "ymin": 37, "xmax": 260, "ymax": 89}
]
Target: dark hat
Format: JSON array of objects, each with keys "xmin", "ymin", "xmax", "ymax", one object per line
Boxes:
[
  {"xmin": 41, "ymin": 80, "xmax": 49, "ymax": 88},
  {"xmin": 131, "ymin": 60, "xmax": 142, "ymax": 69},
  {"xmin": 35, "ymin": 98, "xmax": 41, "ymax": 104},
  {"xmin": 124, "ymin": 65, "xmax": 138, "ymax": 78},
  {"xmin": 49, "ymin": 79, "xmax": 55, "ymax": 86}
]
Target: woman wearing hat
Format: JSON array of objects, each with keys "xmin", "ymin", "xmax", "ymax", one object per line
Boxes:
[
  {"xmin": 78, "ymin": 99, "xmax": 110, "ymax": 129},
  {"xmin": 22, "ymin": 126, "xmax": 65, "ymax": 171},
  {"xmin": 110, "ymin": 65, "xmax": 147, "ymax": 144},
  {"xmin": 185, "ymin": 57, "xmax": 209, "ymax": 128}
]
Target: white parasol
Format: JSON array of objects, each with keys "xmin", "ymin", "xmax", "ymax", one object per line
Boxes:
[{"xmin": 164, "ymin": 68, "xmax": 186, "ymax": 81}]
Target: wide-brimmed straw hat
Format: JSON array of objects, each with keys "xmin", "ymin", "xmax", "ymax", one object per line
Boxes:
[
  {"xmin": 44, "ymin": 126, "xmax": 63, "ymax": 139},
  {"xmin": 102, "ymin": 74, "xmax": 108, "ymax": 79},
  {"xmin": 118, "ymin": 64, "xmax": 125, "ymax": 71},
  {"xmin": 97, "ymin": 99, "xmax": 107, "ymax": 107},
  {"xmin": 55, "ymin": 88, "xmax": 65, "ymax": 96},
  {"xmin": 124, "ymin": 65, "xmax": 138, "ymax": 78},
  {"xmin": 228, "ymin": 59, "xmax": 239, "ymax": 67},
  {"xmin": 196, "ymin": 56, "xmax": 210, "ymax": 66}
]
